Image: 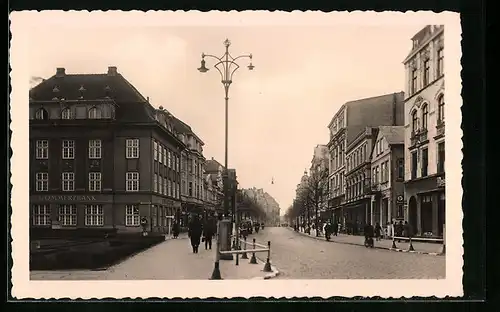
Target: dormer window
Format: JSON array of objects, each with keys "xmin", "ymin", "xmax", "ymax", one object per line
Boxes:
[
  {"xmin": 61, "ymin": 107, "xmax": 73, "ymax": 119},
  {"xmin": 35, "ymin": 108, "xmax": 49, "ymax": 120},
  {"xmin": 104, "ymin": 85, "xmax": 111, "ymax": 98},
  {"xmin": 88, "ymin": 107, "xmax": 102, "ymax": 119}
]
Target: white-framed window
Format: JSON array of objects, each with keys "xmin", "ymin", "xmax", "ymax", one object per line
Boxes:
[
  {"xmin": 33, "ymin": 204, "xmax": 51, "ymax": 225},
  {"xmin": 62, "ymin": 140, "xmax": 75, "ymax": 159},
  {"xmin": 167, "ymin": 150, "xmax": 172, "ymax": 168},
  {"xmin": 62, "ymin": 172, "xmax": 75, "ymax": 191},
  {"xmin": 153, "ymin": 174, "xmax": 158, "ymax": 193},
  {"xmin": 163, "ymin": 147, "xmax": 167, "ymax": 164},
  {"xmin": 35, "ymin": 108, "xmax": 49, "ymax": 120},
  {"xmin": 59, "ymin": 204, "xmax": 77, "ymax": 226},
  {"xmin": 61, "ymin": 108, "xmax": 73, "ymax": 119},
  {"xmin": 88, "ymin": 107, "xmax": 102, "ymax": 119},
  {"xmin": 89, "ymin": 139, "xmax": 102, "ymax": 159},
  {"xmin": 125, "ymin": 204, "xmax": 140, "ymax": 226},
  {"xmin": 126, "ymin": 139, "xmax": 140, "ymax": 159},
  {"xmin": 36, "ymin": 140, "xmax": 49, "ymax": 159},
  {"xmin": 159, "ymin": 145, "xmax": 163, "ymax": 164},
  {"xmin": 163, "ymin": 177, "xmax": 167, "ymax": 195},
  {"xmin": 153, "ymin": 141, "xmax": 158, "ymax": 161},
  {"xmin": 161, "ymin": 176, "xmax": 165, "ymax": 195},
  {"xmin": 85, "ymin": 204, "xmax": 103, "ymax": 226},
  {"xmin": 126, "ymin": 172, "xmax": 139, "ymax": 191},
  {"xmin": 35, "ymin": 172, "xmax": 49, "ymax": 191},
  {"xmin": 89, "ymin": 172, "xmax": 102, "ymax": 192},
  {"xmin": 167, "ymin": 179, "xmax": 172, "ymax": 197}
]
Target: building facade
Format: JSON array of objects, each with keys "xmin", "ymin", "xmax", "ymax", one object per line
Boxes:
[
  {"xmin": 309, "ymin": 144, "xmax": 330, "ymax": 222},
  {"xmin": 369, "ymin": 126, "xmax": 406, "ymax": 233},
  {"xmin": 402, "ymin": 25, "xmax": 445, "ymax": 237},
  {"xmin": 344, "ymin": 127, "xmax": 378, "ymax": 228},
  {"xmin": 30, "ymin": 66, "xmax": 185, "ymax": 235},
  {"xmin": 327, "ymin": 92, "xmax": 405, "ymax": 225},
  {"xmin": 204, "ymin": 157, "xmax": 225, "ymax": 214}
]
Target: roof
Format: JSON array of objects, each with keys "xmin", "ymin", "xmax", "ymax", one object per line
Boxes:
[
  {"xmin": 29, "ymin": 68, "xmax": 154, "ymax": 123},
  {"xmin": 205, "ymin": 158, "xmax": 224, "ymax": 172},
  {"xmin": 377, "ymin": 126, "xmax": 405, "ymax": 145}
]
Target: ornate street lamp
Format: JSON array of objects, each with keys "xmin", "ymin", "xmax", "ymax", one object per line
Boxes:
[{"xmin": 198, "ymin": 38, "xmax": 254, "ymax": 280}]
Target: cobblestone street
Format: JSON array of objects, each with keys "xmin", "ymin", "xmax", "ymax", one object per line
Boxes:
[
  {"xmin": 251, "ymin": 227, "xmax": 445, "ymax": 279},
  {"xmin": 31, "ymin": 236, "xmax": 275, "ymax": 280}
]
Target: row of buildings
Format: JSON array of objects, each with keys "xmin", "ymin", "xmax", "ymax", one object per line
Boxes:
[
  {"xmin": 296, "ymin": 25, "xmax": 446, "ymax": 238},
  {"xmin": 241, "ymin": 187, "xmax": 281, "ymax": 226},
  {"xmin": 29, "ymin": 66, "xmax": 231, "ymax": 234}
]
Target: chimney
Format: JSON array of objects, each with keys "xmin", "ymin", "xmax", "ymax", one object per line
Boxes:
[
  {"xmin": 56, "ymin": 68, "xmax": 65, "ymax": 77},
  {"xmin": 108, "ymin": 66, "xmax": 118, "ymax": 76}
]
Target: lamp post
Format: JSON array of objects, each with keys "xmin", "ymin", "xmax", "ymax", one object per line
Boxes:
[{"xmin": 198, "ymin": 39, "xmax": 254, "ymax": 280}]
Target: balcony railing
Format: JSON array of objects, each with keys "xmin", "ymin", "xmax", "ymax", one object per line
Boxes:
[{"xmin": 410, "ymin": 129, "xmax": 429, "ymax": 148}]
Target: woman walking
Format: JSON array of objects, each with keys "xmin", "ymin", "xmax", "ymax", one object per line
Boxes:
[{"xmin": 188, "ymin": 215, "xmax": 203, "ymax": 253}]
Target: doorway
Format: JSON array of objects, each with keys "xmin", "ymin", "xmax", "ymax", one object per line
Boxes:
[
  {"xmin": 420, "ymin": 195, "xmax": 433, "ymax": 234},
  {"xmin": 408, "ymin": 196, "xmax": 418, "ymax": 234}
]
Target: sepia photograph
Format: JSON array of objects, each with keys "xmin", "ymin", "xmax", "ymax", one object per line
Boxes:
[{"xmin": 10, "ymin": 10, "xmax": 462, "ymax": 298}]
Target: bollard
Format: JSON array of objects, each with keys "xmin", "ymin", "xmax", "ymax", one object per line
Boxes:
[
  {"xmin": 241, "ymin": 237, "xmax": 248, "ymax": 259},
  {"xmin": 408, "ymin": 237, "xmax": 415, "ymax": 252},
  {"xmin": 249, "ymin": 238, "xmax": 258, "ymax": 264},
  {"xmin": 263, "ymin": 241, "xmax": 272, "ymax": 272},
  {"xmin": 391, "ymin": 237, "xmax": 397, "ymax": 249}
]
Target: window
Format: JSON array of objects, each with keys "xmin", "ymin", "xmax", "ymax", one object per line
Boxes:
[
  {"xmin": 35, "ymin": 108, "xmax": 49, "ymax": 120},
  {"xmin": 62, "ymin": 172, "xmax": 74, "ymax": 191},
  {"xmin": 376, "ymin": 166, "xmax": 380, "ymax": 184},
  {"xmin": 126, "ymin": 172, "xmax": 139, "ymax": 191},
  {"xmin": 159, "ymin": 146, "xmax": 163, "ymax": 164},
  {"xmin": 397, "ymin": 158, "xmax": 404, "ymax": 180},
  {"xmin": 59, "ymin": 204, "xmax": 77, "ymax": 226},
  {"xmin": 188, "ymin": 182, "xmax": 193, "ymax": 197},
  {"xmin": 437, "ymin": 142, "xmax": 445, "ymax": 173},
  {"xmin": 412, "ymin": 111, "xmax": 419, "ymax": 133},
  {"xmin": 35, "ymin": 140, "xmax": 49, "ymax": 159},
  {"xmin": 437, "ymin": 48, "xmax": 444, "ymax": 77},
  {"xmin": 168, "ymin": 180, "xmax": 172, "ymax": 197},
  {"xmin": 88, "ymin": 107, "xmax": 102, "ymax": 119},
  {"xmin": 85, "ymin": 204, "xmax": 103, "ymax": 226},
  {"xmin": 411, "ymin": 68, "xmax": 418, "ymax": 94},
  {"xmin": 160, "ymin": 176, "xmax": 164, "ymax": 195},
  {"xmin": 35, "ymin": 172, "xmax": 49, "ymax": 191},
  {"xmin": 176, "ymin": 183, "xmax": 180, "ymax": 199},
  {"xmin": 438, "ymin": 95, "xmax": 445, "ymax": 123},
  {"xmin": 89, "ymin": 172, "xmax": 102, "ymax": 192},
  {"xmin": 89, "ymin": 139, "xmax": 102, "ymax": 159},
  {"xmin": 61, "ymin": 108, "xmax": 73, "ymax": 119},
  {"xmin": 397, "ymin": 204, "xmax": 404, "ymax": 218},
  {"xmin": 126, "ymin": 139, "xmax": 139, "ymax": 159},
  {"xmin": 153, "ymin": 174, "xmax": 158, "ymax": 193},
  {"xmin": 153, "ymin": 141, "xmax": 158, "ymax": 161},
  {"xmin": 423, "ymin": 59, "xmax": 430, "ymax": 86},
  {"xmin": 168, "ymin": 150, "xmax": 172, "ymax": 168},
  {"xmin": 372, "ymin": 168, "xmax": 377, "ymax": 184},
  {"xmin": 62, "ymin": 140, "xmax": 75, "ymax": 159},
  {"xmin": 421, "ymin": 104, "xmax": 428, "ymax": 130},
  {"xmin": 411, "ymin": 152, "xmax": 418, "ymax": 180},
  {"xmin": 164, "ymin": 177, "xmax": 167, "ymax": 195},
  {"xmin": 33, "ymin": 204, "xmax": 51, "ymax": 225},
  {"xmin": 383, "ymin": 161, "xmax": 389, "ymax": 182},
  {"xmin": 125, "ymin": 204, "xmax": 140, "ymax": 226},
  {"xmin": 421, "ymin": 148, "xmax": 429, "ymax": 177},
  {"xmin": 381, "ymin": 163, "xmax": 385, "ymax": 182}
]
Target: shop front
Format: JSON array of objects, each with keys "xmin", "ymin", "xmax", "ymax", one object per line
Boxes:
[
  {"xmin": 341, "ymin": 198, "xmax": 370, "ymax": 234},
  {"xmin": 404, "ymin": 174, "xmax": 446, "ymax": 237},
  {"xmin": 151, "ymin": 196, "xmax": 182, "ymax": 235}
]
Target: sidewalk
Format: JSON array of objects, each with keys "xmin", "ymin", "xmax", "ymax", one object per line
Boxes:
[
  {"xmin": 30, "ymin": 235, "xmax": 279, "ymax": 280},
  {"xmin": 290, "ymin": 227, "xmax": 444, "ymax": 256}
]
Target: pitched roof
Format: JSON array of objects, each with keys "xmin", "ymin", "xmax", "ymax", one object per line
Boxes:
[
  {"xmin": 29, "ymin": 68, "xmax": 155, "ymax": 123},
  {"xmin": 205, "ymin": 158, "xmax": 224, "ymax": 172},
  {"xmin": 378, "ymin": 126, "xmax": 405, "ymax": 145}
]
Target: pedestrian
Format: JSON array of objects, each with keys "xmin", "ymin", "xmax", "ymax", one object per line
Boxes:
[
  {"xmin": 202, "ymin": 217, "xmax": 215, "ymax": 250},
  {"xmin": 333, "ymin": 222, "xmax": 338, "ymax": 236},
  {"xmin": 404, "ymin": 221, "xmax": 413, "ymax": 238},
  {"xmin": 188, "ymin": 214, "xmax": 203, "ymax": 253},
  {"xmin": 172, "ymin": 221, "xmax": 180, "ymax": 239},
  {"xmin": 374, "ymin": 222, "xmax": 382, "ymax": 241}
]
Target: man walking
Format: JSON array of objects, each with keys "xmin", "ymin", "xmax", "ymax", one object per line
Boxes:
[
  {"xmin": 203, "ymin": 217, "xmax": 215, "ymax": 250},
  {"xmin": 188, "ymin": 214, "xmax": 203, "ymax": 253}
]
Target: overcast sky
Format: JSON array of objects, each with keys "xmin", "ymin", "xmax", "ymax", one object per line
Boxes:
[{"xmin": 20, "ymin": 12, "xmax": 432, "ymax": 213}]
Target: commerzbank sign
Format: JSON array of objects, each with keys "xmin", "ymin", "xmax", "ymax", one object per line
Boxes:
[{"xmin": 34, "ymin": 195, "xmax": 98, "ymax": 202}]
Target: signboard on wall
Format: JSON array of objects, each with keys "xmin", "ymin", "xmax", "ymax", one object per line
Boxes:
[{"xmin": 396, "ymin": 195, "xmax": 404, "ymax": 203}]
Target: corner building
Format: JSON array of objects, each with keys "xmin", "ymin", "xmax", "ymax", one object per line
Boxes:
[
  {"xmin": 30, "ymin": 66, "xmax": 185, "ymax": 235},
  {"xmin": 402, "ymin": 25, "xmax": 446, "ymax": 237}
]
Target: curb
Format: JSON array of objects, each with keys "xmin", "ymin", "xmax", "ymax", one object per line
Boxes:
[
  {"xmin": 249, "ymin": 256, "xmax": 280, "ymax": 280},
  {"xmin": 288, "ymin": 227, "xmax": 444, "ymax": 256}
]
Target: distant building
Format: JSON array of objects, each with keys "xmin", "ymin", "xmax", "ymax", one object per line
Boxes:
[
  {"xmin": 204, "ymin": 157, "xmax": 225, "ymax": 214},
  {"xmin": 402, "ymin": 25, "xmax": 445, "ymax": 237},
  {"xmin": 369, "ymin": 126, "xmax": 406, "ymax": 231},
  {"xmin": 242, "ymin": 187, "xmax": 280, "ymax": 224},
  {"xmin": 327, "ymin": 92, "xmax": 405, "ymax": 225},
  {"xmin": 309, "ymin": 144, "xmax": 330, "ymax": 222},
  {"xmin": 29, "ymin": 66, "xmax": 185, "ymax": 235}
]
